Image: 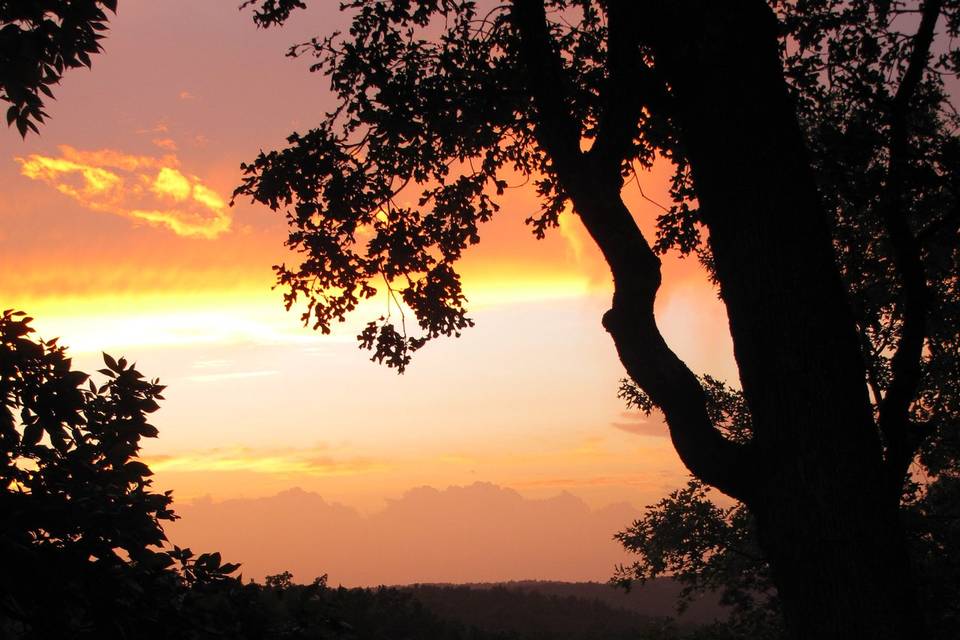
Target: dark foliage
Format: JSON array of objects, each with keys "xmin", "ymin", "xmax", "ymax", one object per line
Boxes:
[
  {"xmin": 407, "ymin": 584, "xmax": 661, "ymax": 639},
  {"xmin": 616, "ymin": 373, "xmax": 960, "ymax": 639},
  {"xmin": 232, "ymin": 0, "xmax": 562, "ymax": 371},
  {"xmin": 0, "ymin": 311, "xmax": 242, "ymax": 639},
  {"xmin": 200, "ymin": 577, "xmax": 735, "ymax": 640},
  {"xmin": 0, "ymin": 0, "xmax": 116, "ymax": 136},
  {"xmin": 612, "ymin": 5, "xmax": 960, "ymax": 632}
]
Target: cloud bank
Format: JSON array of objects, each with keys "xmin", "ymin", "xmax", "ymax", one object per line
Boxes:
[{"xmin": 167, "ymin": 482, "xmax": 639, "ymax": 586}]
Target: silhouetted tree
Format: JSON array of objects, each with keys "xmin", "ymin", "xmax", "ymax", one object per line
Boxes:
[
  {"xmin": 233, "ymin": 2, "xmax": 958, "ymax": 638},
  {"xmin": 0, "ymin": 0, "xmax": 116, "ymax": 136},
  {"xmin": 0, "ymin": 311, "xmax": 243, "ymax": 639},
  {"xmin": 615, "ymin": 376, "xmax": 960, "ymax": 639}
]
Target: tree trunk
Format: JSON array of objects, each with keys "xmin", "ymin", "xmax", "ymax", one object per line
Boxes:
[{"xmin": 638, "ymin": 2, "xmax": 924, "ymax": 638}]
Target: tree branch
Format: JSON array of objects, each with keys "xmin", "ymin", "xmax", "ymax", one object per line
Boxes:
[
  {"xmin": 589, "ymin": 194, "xmax": 754, "ymax": 501},
  {"xmin": 587, "ymin": 2, "xmax": 670, "ymax": 173},
  {"xmin": 879, "ymin": 0, "xmax": 943, "ymax": 487},
  {"xmin": 508, "ymin": 0, "xmax": 583, "ymax": 176},
  {"xmin": 510, "ymin": 0, "xmax": 752, "ymax": 499}
]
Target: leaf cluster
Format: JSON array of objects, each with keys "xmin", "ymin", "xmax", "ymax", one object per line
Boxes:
[
  {"xmin": 240, "ymin": 0, "xmax": 307, "ymax": 29},
  {"xmin": 1, "ymin": 309, "xmax": 171, "ymax": 570},
  {"xmin": 233, "ymin": 0, "xmax": 681, "ymax": 370},
  {"xmin": 613, "ymin": 479, "xmax": 781, "ymax": 640},
  {"xmin": 619, "ymin": 375, "xmax": 752, "ymax": 445},
  {"xmin": 0, "ymin": 0, "xmax": 115, "ymax": 136},
  {"xmin": 773, "ymin": 0, "xmax": 960, "ymax": 435},
  {"xmin": 615, "ymin": 377, "xmax": 777, "ymax": 638}
]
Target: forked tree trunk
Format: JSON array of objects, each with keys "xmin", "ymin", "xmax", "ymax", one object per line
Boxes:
[
  {"xmin": 639, "ymin": 2, "xmax": 924, "ymax": 638},
  {"xmin": 510, "ymin": 0, "xmax": 926, "ymax": 635}
]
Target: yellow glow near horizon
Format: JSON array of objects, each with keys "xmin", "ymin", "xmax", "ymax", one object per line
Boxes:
[
  {"xmin": 10, "ymin": 268, "xmax": 604, "ymax": 354},
  {"xmin": 13, "ymin": 290, "xmax": 319, "ymax": 354}
]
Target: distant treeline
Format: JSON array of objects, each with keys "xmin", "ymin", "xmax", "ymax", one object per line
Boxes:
[
  {"xmin": 93, "ymin": 573, "xmax": 736, "ymax": 640},
  {"xmin": 410, "ymin": 580, "xmax": 726, "ymax": 628},
  {"xmin": 403, "ymin": 583, "xmax": 663, "ymax": 639}
]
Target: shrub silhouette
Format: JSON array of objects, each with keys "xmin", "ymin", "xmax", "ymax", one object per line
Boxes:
[{"xmin": 0, "ymin": 310, "xmax": 240, "ymax": 639}]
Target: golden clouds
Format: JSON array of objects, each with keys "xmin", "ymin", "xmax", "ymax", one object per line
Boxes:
[
  {"xmin": 610, "ymin": 415, "xmax": 669, "ymax": 438},
  {"xmin": 17, "ymin": 145, "xmax": 231, "ymax": 239},
  {"xmin": 58, "ymin": 145, "xmax": 178, "ymax": 172},
  {"xmin": 152, "ymin": 166, "xmax": 193, "ymax": 200}
]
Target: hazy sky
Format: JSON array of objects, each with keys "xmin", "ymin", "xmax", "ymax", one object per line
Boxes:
[{"xmin": 2, "ymin": 1, "xmax": 738, "ymax": 581}]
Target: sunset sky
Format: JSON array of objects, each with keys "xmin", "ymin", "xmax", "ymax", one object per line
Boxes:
[{"xmin": 1, "ymin": 1, "xmax": 739, "ymax": 582}]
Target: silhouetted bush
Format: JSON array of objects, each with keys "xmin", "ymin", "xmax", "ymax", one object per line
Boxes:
[{"xmin": 0, "ymin": 310, "xmax": 241, "ymax": 639}]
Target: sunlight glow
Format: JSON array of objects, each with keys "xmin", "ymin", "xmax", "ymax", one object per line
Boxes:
[{"xmin": 11, "ymin": 269, "xmax": 603, "ymax": 354}]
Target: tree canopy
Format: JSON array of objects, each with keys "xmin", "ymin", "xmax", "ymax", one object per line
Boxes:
[{"xmin": 234, "ymin": 1, "xmax": 959, "ymax": 638}]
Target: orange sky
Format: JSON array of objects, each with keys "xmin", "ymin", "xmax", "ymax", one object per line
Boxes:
[{"xmin": 1, "ymin": 1, "xmax": 738, "ymax": 584}]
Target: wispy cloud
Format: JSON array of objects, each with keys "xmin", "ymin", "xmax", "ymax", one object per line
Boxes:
[
  {"xmin": 186, "ymin": 370, "xmax": 279, "ymax": 383},
  {"xmin": 136, "ymin": 120, "xmax": 169, "ymax": 135},
  {"xmin": 152, "ymin": 138, "xmax": 178, "ymax": 151},
  {"xmin": 191, "ymin": 359, "xmax": 235, "ymax": 370},
  {"xmin": 17, "ymin": 144, "xmax": 231, "ymax": 238},
  {"xmin": 513, "ymin": 474, "xmax": 663, "ymax": 488},
  {"xmin": 611, "ymin": 415, "xmax": 669, "ymax": 438},
  {"xmin": 146, "ymin": 446, "xmax": 388, "ymax": 476}
]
